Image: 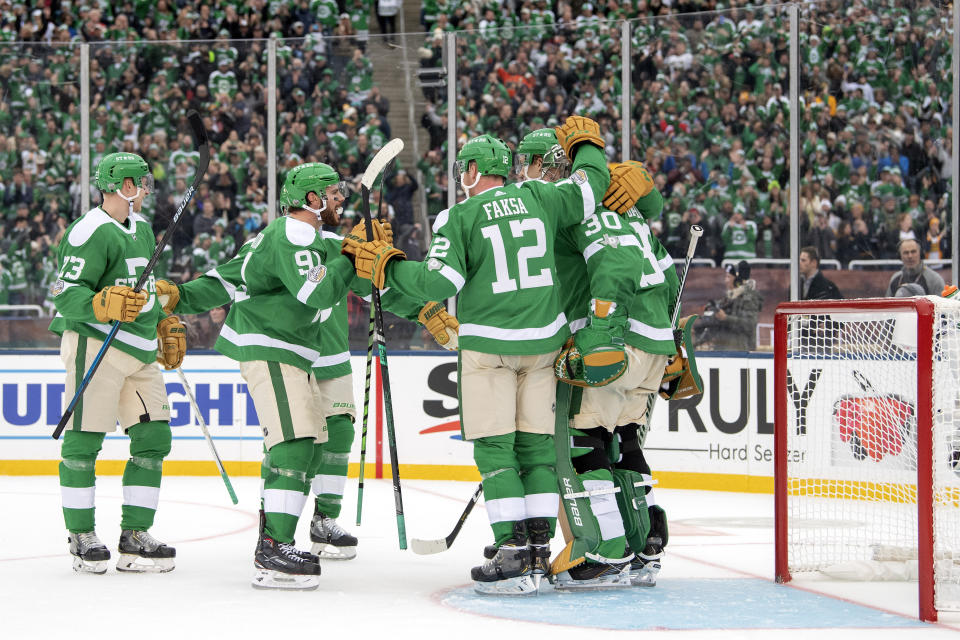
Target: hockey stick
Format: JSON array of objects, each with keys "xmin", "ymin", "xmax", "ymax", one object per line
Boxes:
[
  {"xmin": 410, "ymin": 482, "xmax": 483, "ymax": 555},
  {"xmin": 357, "ymin": 140, "xmax": 404, "ymax": 525},
  {"xmin": 356, "ymin": 138, "xmax": 407, "ymax": 548},
  {"xmin": 53, "ymin": 111, "xmax": 209, "ymax": 440},
  {"xmin": 176, "ymin": 367, "xmax": 238, "ymax": 504},
  {"xmin": 355, "ymin": 298, "xmax": 376, "ymax": 526}
]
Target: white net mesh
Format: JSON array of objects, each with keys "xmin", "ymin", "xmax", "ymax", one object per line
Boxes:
[{"xmin": 782, "ymin": 298, "xmax": 960, "ymax": 612}]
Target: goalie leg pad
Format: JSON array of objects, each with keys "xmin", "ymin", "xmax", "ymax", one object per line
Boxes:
[{"xmin": 611, "ymin": 468, "xmax": 651, "ymax": 554}]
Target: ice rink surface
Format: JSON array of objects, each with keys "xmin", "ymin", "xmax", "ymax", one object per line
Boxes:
[{"xmin": 2, "ymin": 476, "xmax": 960, "ymax": 640}]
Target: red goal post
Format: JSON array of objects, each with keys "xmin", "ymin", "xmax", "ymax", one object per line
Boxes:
[{"xmin": 773, "ymin": 297, "xmax": 960, "ymax": 622}]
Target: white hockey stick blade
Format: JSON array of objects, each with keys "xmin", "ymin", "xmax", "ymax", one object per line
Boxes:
[
  {"xmin": 410, "ymin": 537, "xmax": 449, "ymax": 555},
  {"xmin": 361, "ymin": 138, "xmax": 404, "ymax": 189}
]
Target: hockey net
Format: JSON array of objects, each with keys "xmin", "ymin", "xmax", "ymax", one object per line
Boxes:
[{"xmin": 774, "ymin": 297, "xmax": 960, "ymax": 621}]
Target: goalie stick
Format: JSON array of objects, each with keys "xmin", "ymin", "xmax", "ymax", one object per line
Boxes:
[
  {"xmin": 354, "ymin": 138, "xmax": 407, "ymax": 548},
  {"xmin": 176, "ymin": 368, "xmax": 238, "ymax": 505},
  {"xmin": 410, "ymin": 482, "xmax": 483, "ymax": 555},
  {"xmin": 53, "ymin": 111, "xmax": 210, "ymax": 440}
]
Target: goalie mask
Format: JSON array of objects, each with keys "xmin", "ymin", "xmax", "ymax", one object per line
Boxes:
[
  {"xmin": 455, "ymin": 135, "xmax": 511, "ymax": 192},
  {"xmin": 514, "ymin": 129, "xmax": 570, "ymax": 183},
  {"xmin": 280, "ymin": 162, "xmax": 348, "ymax": 224},
  {"xmin": 95, "ymin": 152, "xmax": 154, "ymax": 206}
]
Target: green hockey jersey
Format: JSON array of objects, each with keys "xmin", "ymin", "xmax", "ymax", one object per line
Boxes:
[
  {"xmin": 176, "ymin": 216, "xmax": 355, "ymax": 372},
  {"xmin": 384, "ymin": 145, "xmax": 610, "ymax": 355},
  {"xmin": 49, "ymin": 207, "xmax": 163, "ymax": 363},
  {"xmin": 558, "ymin": 191, "xmax": 678, "ymax": 355},
  {"xmin": 175, "ymin": 224, "xmax": 423, "ymax": 378}
]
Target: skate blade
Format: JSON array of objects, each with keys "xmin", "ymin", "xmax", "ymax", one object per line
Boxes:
[
  {"xmin": 311, "ymin": 542, "xmax": 357, "ymax": 560},
  {"xmin": 72, "ymin": 556, "xmax": 108, "ymax": 575},
  {"xmin": 116, "ymin": 554, "xmax": 175, "ymax": 573},
  {"xmin": 553, "ymin": 567, "xmax": 633, "ymax": 591},
  {"xmin": 631, "ymin": 561, "xmax": 661, "ymax": 587},
  {"xmin": 251, "ymin": 568, "xmax": 320, "ymax": 591},
  {"xmin": 472, "ymin": 574, "xmax": 539, "ymax": 596}
]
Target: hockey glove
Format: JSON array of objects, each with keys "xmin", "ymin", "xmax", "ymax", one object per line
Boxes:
[
  {"xmin": 603, "ymin": 161, "xmax": 655, "ymax": 214},
  {"xmin": 350, "ymin": 219, "xmax": 394, "ymax": 245},
  {"xmin": 92, "ymin": 285, "xmax": 148, "ymax": 323},
  {"xmin": 418, "ymin": 301, "xmax": 459, "ymax": 350},
  {"xmin": 555, "ymin": 115, "xmax": 605, "ymax": 159},
  {"xmin": 659, "ymin": 315, "xmax": 703, "ymax": 400},
  {"xmin": 155, "ymin": 279, "xmax": 180, "ymax": 314},
  {"xmin": 555, "ymin": 299, "xmax": 628, "ymax": 387},
  {"xmin": 156, "ymin": 315, "xmax": 187, "ymax": 370},
  {"xmin": 353, "ymin": 240, "xmax": 406, "ymax": 289}
]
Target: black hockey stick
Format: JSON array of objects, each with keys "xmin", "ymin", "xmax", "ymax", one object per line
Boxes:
[
  {"xmin": 356, "ymin": 139, "xmax": 403, "ymax": 526},
  {"xmin": 410, "ymin": 482, "xmax": 483, "ymax": 555},
  {"xmin": 356, "ymin": 139, "xmax": 407, "ymax": 548},
  {"xmin": 53, "ymin": 111, "xmax": 209, "ymax": 440}
]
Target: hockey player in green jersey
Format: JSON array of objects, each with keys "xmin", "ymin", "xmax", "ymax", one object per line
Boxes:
[
  {"xmin": 342, "ymin": 117, "xmax": 611, "ymax": 594},
  {"xmin": 511, "ymin": 136, "xmax": 676, "ymax": 588},
  {"xmin": 156, "ymin": 162, "xmax": 458, "ymax": 581},
  {"xmin": 50, "ymin": 152, "xmax": 185, "ymax": 575},
  {"xmin": 554, "ymin": 160, "xmax": 679, "ymax": 588}
]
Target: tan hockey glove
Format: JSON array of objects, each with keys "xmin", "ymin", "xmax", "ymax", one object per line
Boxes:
[
  {"xmin": 659, "ymin": 315, "xmax": 703, "ymax": 400},
  {"xmin": 353, "ymin": 240, "xmax": 406, "ymax": 289},
  {"xmin": 92, "ymin": 285, "xmax": 148, "ymax": 323},
  {"xmin": 555, "ymin": 115, "xmax": 605, "ymax": 158},
  {"xmin": 418, "ymin": 301, "xmax": 459, "ymax": 350},
  {"xmin": 554, "ymin": 299, "xmax": 628, "ymax": 387},
  {"xmin": 603, "ymin": 161, "xmax": 655, "ymax": 214},
  {"xmin": 350, "ymin": 219, "xmax": 394, "ymax": 245},
  {"xmin": 155, "ymin": 279, "xmax": 180, "ymax": 314},
  {"xmin": 156, "ymin": 315, "xmax": 187, "ymax": 370}
]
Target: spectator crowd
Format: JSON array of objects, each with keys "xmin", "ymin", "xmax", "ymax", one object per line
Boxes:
[{"xmin": 0, "ymin": 0, "xmax": 955, "ymax": 347}]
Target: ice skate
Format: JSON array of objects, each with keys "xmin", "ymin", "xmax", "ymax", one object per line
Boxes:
[
  {"xmin": 252, "ymin": 535, "xmax": 321, "ymax": 590},
  {"xmin": 526, "ymin": 518, "xmax": 551, "ymax": 591},
  {"xmin": 116, "ymin": 530, "xmax": 176, "ymax": 573},
  {"xmin": 471, "ymin": 523, "xmax": 536, "ymax": 596},
  {"xmin": 552, "ymin": 552, "xmax": 633, "ymax": 591},
  {"xmin": 630, "ymin": 537, "xmax": 663, "ymax": 587},
  {"xmin": 309, "ymin": 508, "xmax": 357, "ymax": 560},
  {"xmin": 68, "ymin": 531, "xmax": 110, "ymax": 574}
]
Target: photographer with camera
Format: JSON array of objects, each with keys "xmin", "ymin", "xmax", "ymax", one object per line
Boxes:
[{"xmin": 695, "ymin": 261, "xmax": 764, "ymax": 351}]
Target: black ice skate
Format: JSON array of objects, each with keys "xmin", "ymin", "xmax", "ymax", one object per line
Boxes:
[
  {"xmin": 117, "ymin": 529, "xmax": 176, "ymax": 573},
  {"xmin": 68, "ymin": 531, "xmax": 110, "ymax": 574},
  {"xmin": 552, "ymin": 552, "xmax": 633, "ymax": 591},
  {"xmin": 252, "ymin": 535, "xmax": 321, "ymax": 591},
  {"xmin": 471, "ymin": 522, "xmax": 536, "ymax": 595},
  {"xmin": 309, "ymin": 507, "xmax": 358, "ymax": 560},
  {"xmin": 630, "ymin": 537, "xmax": 664, "ymax": 587},
  {"xmin": 526, "ymin": 518, "xmax": 552, "ymax": 590}
]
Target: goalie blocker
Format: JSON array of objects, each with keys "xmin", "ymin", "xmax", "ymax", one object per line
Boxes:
[{"xmin": 659, "ymin": 315, "xmax": 703, "ymax": 400}]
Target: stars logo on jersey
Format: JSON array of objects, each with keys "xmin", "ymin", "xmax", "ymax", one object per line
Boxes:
[
  {"xmin": 602, "ymin": 233, "xmax": 619, "ymax": 248},
  {"xmin": 307, "ymin": 265, "xmax": 327, "ymax": 283},
  {"xmin": 571, "ymin": 169, "xmax": 588, "ymax": 185},
  {"xmin": 50, "ymin": 279, "xmax": 66, "ymax": 297},
  {"xmin": 427, "ymin": 258, "xmax": 443, "ymax": 271}
]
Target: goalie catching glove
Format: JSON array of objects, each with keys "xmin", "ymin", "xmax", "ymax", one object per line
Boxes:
[
  {"xmin": 155, "ymin": 279, "xmax": 180, "ymax": 315},
  {"xmin": 555, "ymin": 299, "xmax": 628, "ymax": 387},
  {"xmin": 555, "ymin": 115, "xmax": 605, "ymax": 159},
  {"xmin": 659, "ymin": 315, "xmax": 703, "ymax": 400},
  {"xmin": 156, "ymin": 315, "xmax": 187, "ymax": 370},
  {"xmin": 603, "ymin": 161, "xmax": 655, "ymax": 214},
  {"xmin": 92, "ymin": 285, "xmax": 148, "ymax": 323},
  {"xmin": 418, "ymin": 301, "xmax": 459, "ymax": 350}
]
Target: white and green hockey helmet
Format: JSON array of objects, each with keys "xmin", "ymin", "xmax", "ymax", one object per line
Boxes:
[
  {"xmin": 94, "ymin": 152, "xmax": 154, "ymax": 196},
  {"xmin": 514, "ymin": 129, "xmax": 569, "ymax": 182},
  {"xmin": 279, "ymin": 162, "xmax": 347, "ymax": 217},
  {"xmin": 455, "ymin": 135, "xmax": 511, "ymax": 188}
]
